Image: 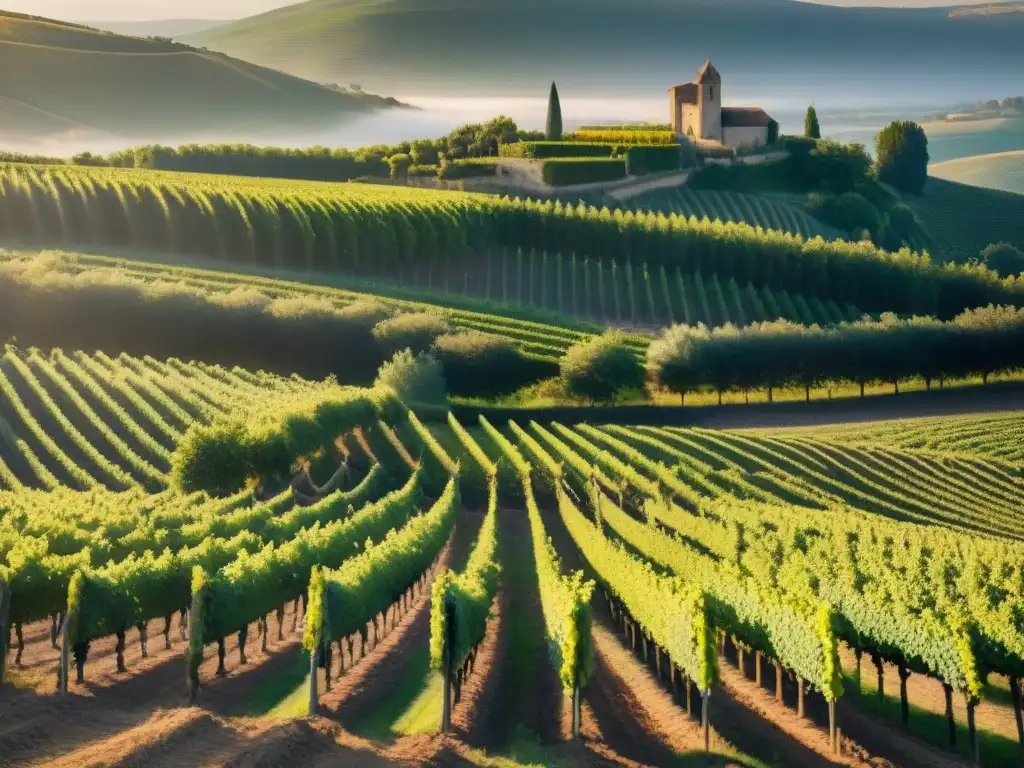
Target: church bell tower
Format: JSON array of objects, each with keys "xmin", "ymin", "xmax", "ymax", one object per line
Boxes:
[{"xmin": 696, "ymin": 59, "xmax": 722, "ymax": 142}]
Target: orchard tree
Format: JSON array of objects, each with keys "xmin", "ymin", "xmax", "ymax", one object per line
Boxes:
[
  {"xmin": 875, "ymin": 121, "xmax": 929, "ymax": 194},
  {"xmin": 546, "ymin": 82, "xmax": 563, "ymax": 141},
  {"xmin": 804, "ymin": 105, "xmax": 821, "ymax": 139}
]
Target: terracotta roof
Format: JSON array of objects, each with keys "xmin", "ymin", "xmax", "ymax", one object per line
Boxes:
[
  {"xmin": 669, "ymin": 82, "xmax": 698, "ymax": 104},
  {"xmin": 721, "ymin": 107, "xmax": 776, "ymax": 128},
  {"xmin": 696, "ymin": 59, "xmax": 721, "ymax": 84}
]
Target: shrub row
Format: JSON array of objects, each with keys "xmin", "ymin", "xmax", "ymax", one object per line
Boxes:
[
  {"xmin": 438, "ymin": 159, "xmax": 498, "ymax": 180},
  {"xmin": 566, "ymin": 130, "xmax": 678, "ymax": 146},
  {"xmin": 625, "ymin": 145, "xmax": 682, "ymax": 176},
  {"xmin": 646, "ymin": 305, "xmax": 1024, "ymax": 400},
  {"xmin": 542, "ymin": 158, "xmax": 627, "ymax": 187},
  {"xmin": 0, "ymin": 260, "xmax": 555, "ymax": 401},
  {"xmin": 500, "ymin": 142, "xmax": 617, "ymax": 159}
]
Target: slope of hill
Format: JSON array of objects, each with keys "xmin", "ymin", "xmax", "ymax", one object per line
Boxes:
[
  {"xmin": 896, "ymin": 176, "xmax": 1024, "ymax": 259},
  {"xmin": 930, "ymin": 150, "xmax": 1024, "ymax": 195},
  {"xmin": 187, "ymin": 0, "xmax": 1024, "ymax": 99},
  {"xmin": 78, "ymin": 18, "xmax": 231, "ymax": 38},
  {"xmin": 0, "ymin": 11, "xmax": 402, "ymax": 140}
]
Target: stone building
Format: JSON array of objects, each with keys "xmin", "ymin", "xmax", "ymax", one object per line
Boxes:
[{"xmin": 669, "ymin": 60, "xmax": 777, "ymax": 150}]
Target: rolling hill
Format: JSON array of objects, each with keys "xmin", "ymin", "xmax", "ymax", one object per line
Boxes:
[
  {"xmin": 78, "ymin": 18, "xmax": 231, "ymax": 38},
  {"xmin": 187, "ymin": 0, "xmax": 1024, "ymax": 100},
  {"xmin": 0, "ymin": 11, "xmax": 402, "ymax": 140},
  {"xmin": 897, "ymin": 176, "xmax": 1024, "ymax": 258}
]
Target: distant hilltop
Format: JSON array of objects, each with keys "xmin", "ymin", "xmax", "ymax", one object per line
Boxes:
[
  {"xmin": 187, "ymin": 0, "xmax": 1024, "ymax": 101},
  {"xmin": 0, "ymin": 10, "xmax": 406, "ymax": 140}
]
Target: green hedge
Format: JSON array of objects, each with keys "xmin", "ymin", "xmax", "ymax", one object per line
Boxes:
[
  {"xmin": 408, "ymin": 164, "xmax": 440, "ymax": 177},
  {"xmin": 542, "ymin": 158, "xmax": 627, "ymax": 187},
  {"xmin": 625, "ymin": 145, "xmax": 682, "ymax": 176},
  {"xmin": 432, "ymin": 331, "xmax": 560, "ymax": 398},
  {"xmin": 439, "ymin": 159, "xmax": 498, "ymax": 179},
  {"xmin": 500, "ymin": 142, "xmax": 617, "ymax": 159}
]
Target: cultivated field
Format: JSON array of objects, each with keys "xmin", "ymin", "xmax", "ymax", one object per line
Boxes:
[
  {"xmin": 2, "ymin": 346, "xmax": 1023, "ymax": 767},
  {"xmin": 898, "ymin": 176, "xmax": 1024, "ymax": 258}
]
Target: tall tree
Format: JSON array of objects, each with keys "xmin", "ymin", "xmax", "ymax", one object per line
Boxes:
[
  {"xmin": 546, "ymin": 82, "xmax": 563, "ymax": 141},
  {"xmin": 875, "ymin": 120, "xmax": 929, "ymax": 194},
  {"xmin": 804, "ymin": 105, "xmax": 821, "ymax": 139}
]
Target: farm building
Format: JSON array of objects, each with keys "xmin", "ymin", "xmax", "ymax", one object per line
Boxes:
[{"xmin": 669, "ymin": 60, "xmax": 778, "ymax": 150}]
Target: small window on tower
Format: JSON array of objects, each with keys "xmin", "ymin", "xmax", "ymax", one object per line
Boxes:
[{"xmin": 710, "ymin": 86, "xmax": 715, "ymax": 100}]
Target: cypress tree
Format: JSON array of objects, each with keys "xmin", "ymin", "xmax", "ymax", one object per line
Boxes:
[
  {"xmin": 546, "ymin": 82, "xmax": 563, "ymax": 141},
  {"xmin": 804, "ymin": 106, "xmax": 821, "ymax": 140}
]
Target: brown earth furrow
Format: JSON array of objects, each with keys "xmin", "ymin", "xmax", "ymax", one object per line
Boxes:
[{"xmin": 321, "ymin": 505, "xmax": 482, "ymax": 724}]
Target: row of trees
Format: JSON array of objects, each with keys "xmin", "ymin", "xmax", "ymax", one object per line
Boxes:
[
  {"xmin": 3, "ymin": 165, "xmax": 1020, "ymax": 321},
  {"xmin": 646, "ymin": 305, "xmax": 1024, "ymax": 401},
  {"xmin": 803, "ymin": 107, "xmax": 929, "ymax": 194}
]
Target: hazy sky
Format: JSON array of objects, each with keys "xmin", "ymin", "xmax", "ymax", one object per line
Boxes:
[
  {"xmin": 6, "ymin": 0, "xmax": 1005, "ymax": 22},
  {"xmin": 6, "ymin": 0, "xmax": 292, "ymax": 21}
]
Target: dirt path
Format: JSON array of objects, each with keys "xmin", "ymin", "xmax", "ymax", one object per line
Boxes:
[
  {"xmin": 531, "ymin": 498, "xmax": 774, "ymax": 766},
  {"xmin": 466, "ymin": 505, "xmax": 564, "ymax": 748},
  {"xmin": 533, "ymin": 491, "xmax": 913, "ymax": 768},
  {"xmin": 320, "ymin": 504, "xmax": 484, "ymax": 730},
  {"xmin": 1, "ymin": 602, "xmax": 309, "ymax": 767},
  {"xmin": 839, "ymin": 645, "xmax": 1019, "ymax": 744},
  {"xmin": 605, "ymin": 172, "xmax": 692, "ymax": 201}
]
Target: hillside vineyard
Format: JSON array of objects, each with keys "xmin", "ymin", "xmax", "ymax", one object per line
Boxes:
[
  {"xmin": 4, "ymin": 378, "xmax": 1022, "ymax": 763},
  {"xmin": 1, "ymin": 164, "xmax": 1021, "ymax": 322}
]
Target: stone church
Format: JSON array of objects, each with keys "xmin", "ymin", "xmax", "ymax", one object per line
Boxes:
[{"xmin": 669, "ymin": 60, "xmax": 778, "ymax": 150}]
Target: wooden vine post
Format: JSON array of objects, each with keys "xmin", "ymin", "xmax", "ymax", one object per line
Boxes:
[
  {"xmin": 441, "ymin": 598, "xmax": 456, "ymax": 733},
  {"xmin": 572, "ymin": 686, "xmax": 581, "ymax": 739},
  {"xmin": 186, "ymin": 568, "xmax": 207, "ymax": 704},
  {"xmin": 58, "ymin": 614, "xmax": 70, "ymax": 694},
  {"xmin": 0, "ymin": 579, "xmax": 9, "ymax": 685},
  {"xmin": 942, "ymin": 683, "xmax": 957, "ymax": 748},
  {"xmin": 307, "ymin": 642, "xmax": 319, "ymax": 717},
  {"xmin": 701, "ymin": 689, "xmax": 710, "ymax": 752},
  {"xmin": 828, "ymin": 700, "xmax": 837, "ymax": 754},
  {"xmin": 967, "ymin": 697, "xmax": 980, "ymax": 766},
  {"xmin": 1011, "ymin": 676, "xmax": 1024, "ymax": 756}
]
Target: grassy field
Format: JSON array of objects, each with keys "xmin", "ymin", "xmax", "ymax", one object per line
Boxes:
[
  {"xmin": 895, "ymin": 175, "xmax": 1024, "ymax": 259},
  {"xmin": 930, "ymin": 150, "xmax": 1024, "ymax": 195},
  {"xmin": 0, "ymin": 11, "xmax": 395, "ymax": 138}
]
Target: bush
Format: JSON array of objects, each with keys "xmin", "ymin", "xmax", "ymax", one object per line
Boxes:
[
  {"xmin": 438, "ymin": 159, "xmax": 498, "ymax": 180},
  {"xmin": 542, "ymin": 158, "xmax": 627, "ymax": 187},
  {"xmin": 408, "ymin": 164, "xmax": 439, "ymax": 178},
  {"xmin": 796, "ymin": 140, "xmax": 872, "ymax": 193},
  {"xmin": 805, "ymin": 192, "xmax": 882, "ymax": 238},
  {"xmin": 982, "ymin": 242, "xmax": 1024, "ymax": 278},
  {"xmin": 388, "ymin": 153, "xmax": 413, "ymax": 179},
  {"xmin": 338, "ymin": 299, "xmax": 396, "ymax": 331},
  {"xmin": 625, "ymin": 145, "xmax": 682, "ymax": 176},
  {"xmin": 373, "ymin": 312, "xmax": 451, "ymax": 354},
  {"xmin": 499, "ymin": 142, "xmax": 616, "ymax": 159},
  {"xmin": 432, "ymin": 331, "xmax": 558, "ymax": 397},
  {"xmin": 560, "ymin": 333, "xmax": 644, "ymax": 404},
  {"xmin": 885, "ymin": 203, "xmax": 919, "ymax": 243},
  {"xmin": 374, "ymin": 349, "xmax": 447, "ymax": 407},
  {"xmin": 778, "ymin": 136, "xmax": 817, "ymax": 157},
  {"xmin": 876, "ymin": 121, "xmax": 929, "ymax": 194}
]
